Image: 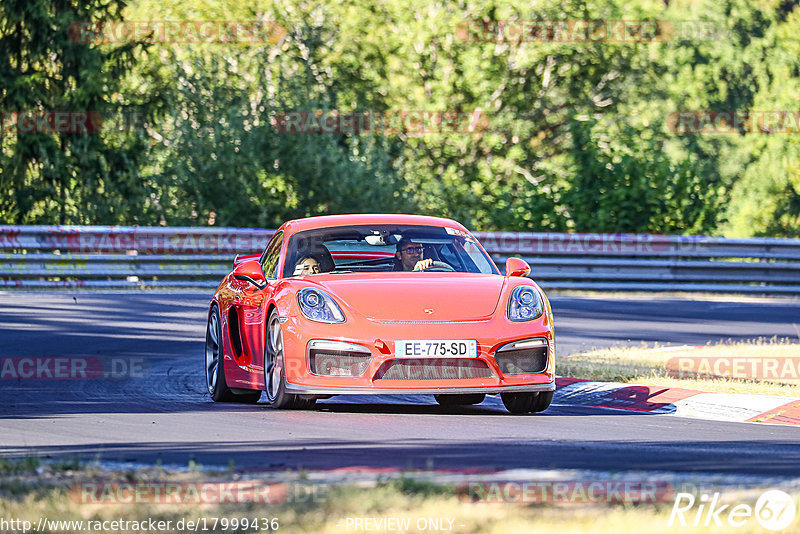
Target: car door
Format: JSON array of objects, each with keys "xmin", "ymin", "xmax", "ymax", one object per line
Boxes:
[{"xmin": 230, "ymin": 230, "xmax": 283, "ymax": 375}]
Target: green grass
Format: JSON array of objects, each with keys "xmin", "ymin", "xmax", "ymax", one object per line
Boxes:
[
  {"xmin": 0, "ymin": 456, "xmax": 40, "ymax": 475},
  {"xmin": 559, "ymin": 338, "xmax": 800, "ymax": 396},
  {"xmin": 0, "ymin": 467, "xmax": 794, "ymax": 533}
]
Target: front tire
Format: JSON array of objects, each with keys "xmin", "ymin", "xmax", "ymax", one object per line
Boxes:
[
  {"xmin": 265, "ymin": 310, "xmax": 315, "ymax": 410},
  {"xmin": 532, "ymin": 391, "xmax": 553, "ymax": 413},
  {"xmin": 501, "ymin": 391, "xmax": 553, "ymax": 414},
  {"xmin": 501, "ymin": 392, "xmax": 548, "ymax": 414}
]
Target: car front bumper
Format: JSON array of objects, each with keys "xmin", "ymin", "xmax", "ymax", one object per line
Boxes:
[
  {"xmin": 284, "ymin": 382, "xmax": 555, "ymax": 395},
  {"xmin": 280, "ymin": 312, "xmax": 555, "ymax": 394}
]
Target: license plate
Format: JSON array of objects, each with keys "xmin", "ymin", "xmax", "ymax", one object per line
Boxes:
[{"xmin": 394, "ymin": 340, "xmax": 478, "ymax": 358}]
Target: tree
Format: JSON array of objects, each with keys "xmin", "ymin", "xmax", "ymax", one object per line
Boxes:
[{"xmin": 0, "ymin": 0, "xmax": 154, "ymax": 224}]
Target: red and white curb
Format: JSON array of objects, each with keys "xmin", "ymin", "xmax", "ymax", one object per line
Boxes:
[{"xmin": 556, "ymin": 377, "xmax": 800, "ymax": 426}]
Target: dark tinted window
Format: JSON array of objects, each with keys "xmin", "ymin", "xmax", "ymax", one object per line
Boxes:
[
  {"xmin": 260, "ymin": 231, "xmax": 283, "ymax": 278},
  {"xmin": 282, "ymin": 224, "xmax": 498, "ymax": 276}
]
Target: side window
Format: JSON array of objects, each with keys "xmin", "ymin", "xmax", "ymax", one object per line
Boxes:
[
  {"xmin": 260, "ymin": 231, "xmax": 284, "ymax": 279},
  {"xmin": 460, "ymin": 239, "xmax": 491, "ymax": 273}
]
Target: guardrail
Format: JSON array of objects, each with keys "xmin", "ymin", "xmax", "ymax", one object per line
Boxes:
[{"xmin": 1, "ymin": 226, "xmax": 799, "ymax": 294}]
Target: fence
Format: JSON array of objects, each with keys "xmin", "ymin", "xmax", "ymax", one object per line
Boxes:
[{"xmin": 1, "ymin": 226, "xmax": 799, "ymax": 294}]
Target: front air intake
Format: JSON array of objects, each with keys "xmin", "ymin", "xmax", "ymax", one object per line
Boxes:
[
  {"xmin": 494, "ymin": 338, "xmax": 549, "ymax": 375},
  {"xmin": 374, "ymin": 358, "xmax": 493, "ymax": 380},
  {"xmin": 308, "ymin": 340, "xmax": 372, "ymax": 377}
]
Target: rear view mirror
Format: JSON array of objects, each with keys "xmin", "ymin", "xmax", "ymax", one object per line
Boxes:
[
  {"xmin": 505, "ymin": 257, "xmax": 531, "ymax": 277},
  {"xmin": 233, "ymin": 260, "xmax": 267, "ymax": 289}
]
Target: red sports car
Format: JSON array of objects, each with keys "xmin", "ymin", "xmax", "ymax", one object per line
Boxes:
[{"xmin": 205, "ymin": 214, "xmax": 555, "ymax": 414}]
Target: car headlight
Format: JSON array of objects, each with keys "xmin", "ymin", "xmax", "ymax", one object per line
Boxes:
[
  {"xmin": 507, "ymin": 286, "xmax": 543, "ymax": 322},
  {"xmin": 297, "ymin": 288, "xmax": 345, "ymax": 323}
]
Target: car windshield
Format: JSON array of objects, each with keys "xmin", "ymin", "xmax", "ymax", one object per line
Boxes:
[{"xmin": 283, "ymin": 224, "xmax": 499, "ymax": 277}]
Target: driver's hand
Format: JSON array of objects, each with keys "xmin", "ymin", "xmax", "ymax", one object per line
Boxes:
[{"xmin": 413, "ymin": 259, "xmax": 434, "ymax": 271}]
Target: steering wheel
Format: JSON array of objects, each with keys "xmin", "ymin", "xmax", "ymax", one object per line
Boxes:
[{"xmin": 419, "ymin": 260, "xmax": 455, "ymax": 272}]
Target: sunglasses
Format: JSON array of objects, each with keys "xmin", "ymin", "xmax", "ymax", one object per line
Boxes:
[{"xmin": 402, "ymin": 246, "xmax": 423, "ymax": 254}]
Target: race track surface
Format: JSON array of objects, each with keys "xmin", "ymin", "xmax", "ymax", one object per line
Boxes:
[{"xmin": 1, "ymin": 292, "xmax": 799, "ymax": 475}]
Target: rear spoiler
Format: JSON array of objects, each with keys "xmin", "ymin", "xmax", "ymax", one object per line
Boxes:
[{"xmin": 233, "ymin": 253, "xmax": 261, "ymax": 267}]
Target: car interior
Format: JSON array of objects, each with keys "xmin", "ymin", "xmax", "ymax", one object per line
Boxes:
[{"xmin": 282, "ymin": 224, "xmax": 498, "ymax": 277}]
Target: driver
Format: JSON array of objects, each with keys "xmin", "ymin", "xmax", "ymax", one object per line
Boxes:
[
  {"xmin": 394, "ymin": 237, "xmax": 434, "ymax": 271},
  {"xmin": 293, "ymin": 255, "xmax": 320, "ymax": 276}
]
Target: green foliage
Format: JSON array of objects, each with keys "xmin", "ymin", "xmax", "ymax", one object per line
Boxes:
[
  {"xmin": 723, "ymin": 137, "xmax": 800, "ymax": 236},
  {"xmin": 0, "ymin": 0, "xmax": 156, "ymax": 224},
  {"xmin": 565, "ymin": 118, "xmax": 711, "ymax": 233},
  {"xmin": 0, "ymin": 455, "xmax": 39, "ymax": 474},
  {"xmin": 2, "ymin": 0, "xmax": 799, "ymax": 235}
]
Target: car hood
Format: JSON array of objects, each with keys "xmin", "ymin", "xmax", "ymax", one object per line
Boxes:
[{"xmin": 311, "ymin": 273, "xmax": 505, "ymax": 321}]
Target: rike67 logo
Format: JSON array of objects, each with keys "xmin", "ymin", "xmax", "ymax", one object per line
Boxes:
[{"xmin": 669, "ymin": 490, "xmax": 797, "ymax": 531}]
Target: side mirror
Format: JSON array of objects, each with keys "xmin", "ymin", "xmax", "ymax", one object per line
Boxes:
[
  {"xmin": 232, "ymin": 260, "xmax": 268, "ymax": 289},
  {"xmin": 505, "ymin": 257, "xmax": 531, "ymax": 277}
]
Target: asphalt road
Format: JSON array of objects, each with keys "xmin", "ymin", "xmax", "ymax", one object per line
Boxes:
[{"xmin": 1, "ymin": 291, "xmax": 799, "ymax": 476}]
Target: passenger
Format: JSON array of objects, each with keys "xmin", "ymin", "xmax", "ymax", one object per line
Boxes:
[
  {"xmin": 394, "ymin": 237, "xmax": 434, "ymax": 271},
  {"xmin": 294, "ymin": 255, "xmax": 320, "ymax": 276}
]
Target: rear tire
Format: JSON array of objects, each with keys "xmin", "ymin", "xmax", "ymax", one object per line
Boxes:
[
  {"xmin": 264, "ymin": 310, "xmax": 316, "ymax": 410},
  {"xmin": 206, "ymin": 305, "xmax": 234, "ymax": 402},
  {"xmin": 434, "ymin": 394, "xmax": 485, "ymax": 406}
]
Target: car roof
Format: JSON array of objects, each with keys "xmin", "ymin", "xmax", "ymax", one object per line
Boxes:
[{"xmin": 281, "ymin": 214, "xmax": 468, "ymax": 234}]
